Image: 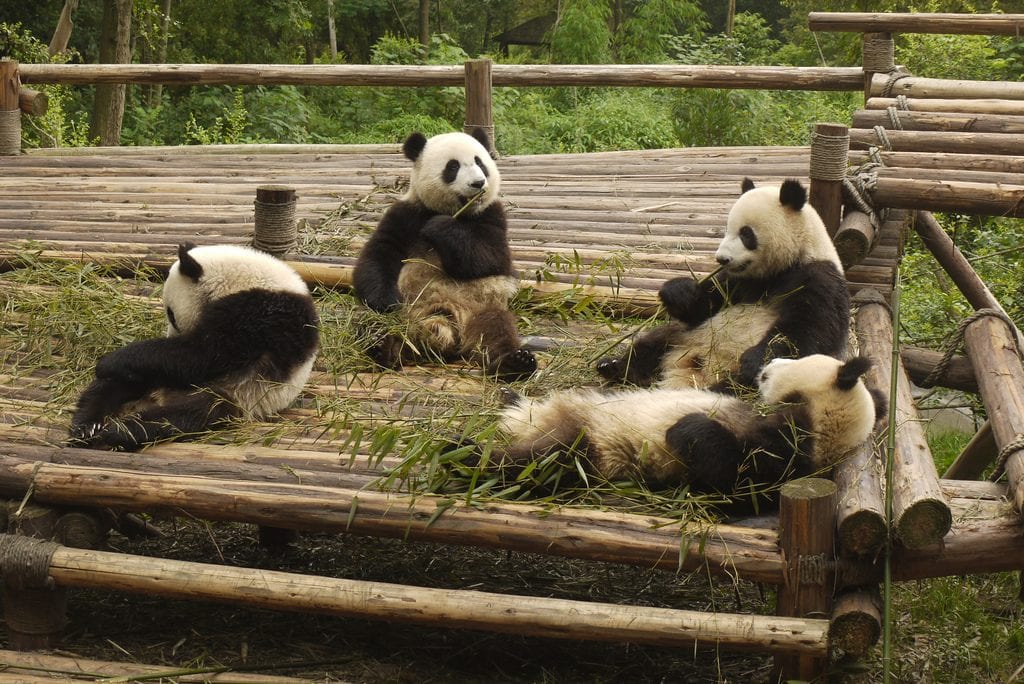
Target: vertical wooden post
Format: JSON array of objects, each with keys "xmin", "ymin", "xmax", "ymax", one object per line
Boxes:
[
  {"xmin": 808, "ymin": 122, "xmax": 849, "ymax": 237},
  {"xmin": 252, "ymin": 185, "xmax": 297, "ymax": 258},
  {"xmin": 0, "ymin": 58, "xmax": 21, "ymax": 156},
  {"xmin": 3, "ymin": 504, "xmax": 67, "ymax": 650},
  {"xmin": 774, "ymin": 477, "xmax": 837, "ymax": 682},
  {"xmin": 463, "ymin": 58, "xmax": 495, "ymax": 152},
  {"xmin": 861, "ymin": 32, "xmax": 895, "ymax": 103}
]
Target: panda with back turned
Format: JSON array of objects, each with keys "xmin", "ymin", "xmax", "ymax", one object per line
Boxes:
[
  {"xmin": 353, "ymin": 129, "xmax": 537, "ymax": 380},
  {"xmin": 597, "ymin": 178, "xmax": 849, "ymax": 391},
  {"xmin": 485, "ymin": 354, "xmax": 885, "ymax": 503},
  {"xmin": 69, "ymin": 243, "xmax": 319, "ymax": 451}
]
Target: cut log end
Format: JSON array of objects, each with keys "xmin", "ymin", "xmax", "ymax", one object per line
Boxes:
[{"xmin": 895, "ymin": 498, "xmax": 953, "ymax": 549}]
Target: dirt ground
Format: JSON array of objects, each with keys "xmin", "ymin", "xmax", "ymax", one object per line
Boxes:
[{"xmin": 18, "ymin": 517, "xmax": 782, "ymax": 683}]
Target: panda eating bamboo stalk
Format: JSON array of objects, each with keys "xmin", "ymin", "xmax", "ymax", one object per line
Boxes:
[
  {"xmin": 456, "ymin": 354, "xmax": 886, "ymax": 506},
  {"xmin": 353, "ymin": 129, "xmax": 537, "ymax": 381},
  {"xmin": 597, "ymin": 178, "xmax": 850, "ymax": 393}
]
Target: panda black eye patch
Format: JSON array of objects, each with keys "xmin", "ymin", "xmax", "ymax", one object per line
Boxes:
[
  {"xmin": 166, "ymin": 307, "xmax": 179, "ymax": 332},
  {"xmin": 443, "ymin": 159, "xmax": 460, "ymax": 184},
  {"xmin": 739, "ymin": 226, "xmax": 758, "ymax": 250},
  {"xmin": 474, "ymin": 156, "xmax": 489, "ymax": 177}
]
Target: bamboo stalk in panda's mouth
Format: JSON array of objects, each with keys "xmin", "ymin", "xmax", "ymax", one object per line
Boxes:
[
  {"xmin": 698, "ymin": 263, "xmax": 727, "ymax": 285},
  {"xmin": 452, "ymin": 190, "xmax": 487, "ymax": 219}
]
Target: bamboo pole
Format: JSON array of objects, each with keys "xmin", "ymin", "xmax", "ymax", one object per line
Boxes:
[
  {"xmin": 773, "ymin": 478, "xmax": 837, "ymax": 681},
  {"xmin": 854, "ymin": 291, "xmax": 952, "ymax": 549},
  {"xmin": 18, "ymin": 63, "xmax": 865, "ymax": 91},
  {"xmin": 810, "ymin": 12, "xmax": 1024, "ymax": 35},
  {"xmin": 0, "ymin": 457, "xmax": 787, "ymax": 583},
  {"xmin": 0, "ymin": 535, "xmax": 827, "ymax": 655}
]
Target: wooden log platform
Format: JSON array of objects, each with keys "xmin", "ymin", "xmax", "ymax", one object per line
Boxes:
[{"xmin": 0, "ymin": 141, "xmax": 1021, "ymax": 675}]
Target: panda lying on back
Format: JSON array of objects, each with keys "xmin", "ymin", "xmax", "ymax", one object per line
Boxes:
[
  {"xmin": 597, "ymin": 178, "xmax": 849, "ymax": 391},
  {"xmin": 69, "ymin": 243, "xmax": 319, "ymax": 451},
  {"xmin": 481, "ymin": 354, "xmax": 885, "ymax": 502},
  {"xmin": 353, "ymin": 129, "xmax": 537, "ymax": 381}
]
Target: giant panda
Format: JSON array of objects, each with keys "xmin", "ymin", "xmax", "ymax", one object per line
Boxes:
[
  {"xmin": 353, "ymin": 129, "xmax": 537, "ymax": 380},
  {"xmin": 69, "ymin": 242, "xmax": 320, "ymax": 451},
  {"xmin": 483, "ymin": 354, "xmax": 884, "ymax": 501},
  {"xmin": 597, "ymin": 178, "xmax": 849, "ymax": 392}
]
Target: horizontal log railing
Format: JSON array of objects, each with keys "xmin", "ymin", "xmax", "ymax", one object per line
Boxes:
[
  {"xmin": 809, "ymin": 12, "xmax": 1024, "ymax": 35},
  {"xmin": 18, "ymin": 63, "xmax": 866, "ymax": 91}
]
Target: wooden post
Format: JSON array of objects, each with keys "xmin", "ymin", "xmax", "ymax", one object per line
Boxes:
[
  {"xmin": 18, "ymin": 88, "xmax": 48, "ymax": 117},
  {"xmin": 252, "ymin": 185, "xmax": 297, "ymax": 257},
  {"xmin": 0, "ymin": 59, "xmax": 21, "ymax": 156},
  {"xmin": 774, "ymin": 477, "xmax": 837, "ymax": 681},
  {"xmin": 854, "ymin": 290, "xmax": 952, "ymax": 548},
  {"xmin": 829, "ymin": 588, "xmax": 882, "ymax": 659},
  {"xmin": 808, "ymin": 122, "xmax": 849, "ymax": 237},
  {"xmin": 943, "ymin": 421, "xmax": 996, "ymax": 479},
  {"xmin": 3, "ymin": 504, "xmax": 67, "ymax": 650},
  {"xmin": 962, "ymin": 317, "xmax": 1024, "ymax": 513},
  {"xmin": 833, "ymin": 209, "xmax": 877, "ymax": 268},
  {"xmin": 861, "ymin": 32, "xmax": 895, "ymax": 102},
  {"xmin": 463, "ymin": 58, "xmax": 494, "ymax": 151}
]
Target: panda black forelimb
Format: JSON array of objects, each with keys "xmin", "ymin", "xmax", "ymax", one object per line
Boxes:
[
  {"xmin": 595, "ymin": 322, "xmax": 681, "ymax": 386},
  {"xmin": 658, "ymin": 276, "xmax": 726, "ymax": 327},
  {"xmin": 352, "ymin": 202, "xmax": 424, "ymax": 312},
  {"xmin": 420, "ymin": 204, "xmax": 513, "ymax": 281}
]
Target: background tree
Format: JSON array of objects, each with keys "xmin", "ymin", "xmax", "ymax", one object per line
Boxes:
[{"xmin": 90, "ymin": 0, "xmax": 132, "ymax": 145}]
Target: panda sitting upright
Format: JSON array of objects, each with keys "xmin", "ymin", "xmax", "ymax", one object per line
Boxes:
[
  {"xmin": 597, "ymin": 178, "xmax": 849, "ymax": 391},
  {"xmin": 353, "ymin": 129, "xmax": 537, "ymax": 380},
  {"xmin": 69, "ymin": 243, "xmax": 320, "ymax": 451},
  {"xmin": 485, "ymin": 354, "xmax": 885, "ymax": 503}
]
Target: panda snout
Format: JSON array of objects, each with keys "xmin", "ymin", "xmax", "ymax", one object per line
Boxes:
[
  {"xmin": 715, "ymin": 255, "xmax": 732, "ymax": 266},
  {"xmin": 470, "ymin": 179, "xmax": 486, "ymax": 190}
]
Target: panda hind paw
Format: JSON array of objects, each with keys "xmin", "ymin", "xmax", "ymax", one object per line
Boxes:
[
  {"xmin": 490, "ymin": 349, "xmax": 537, "ymax": 381},
  {"xmin": 595, "ymin": 356, "xmax": 626, "ymax": 383}
]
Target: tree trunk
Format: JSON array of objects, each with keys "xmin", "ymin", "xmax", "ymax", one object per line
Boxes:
[
  {"xmin": 327, "ymin": 0, "xmax": 338, "ymax": 59},
  {"xmin": 147, "ymin": 0, "xmax": 171, "ymax": 107},
  {"xmin": 48, "ymin": 0, "xmax": 80, "ymax": 56},
  {"xmin": 419, "ymin": 0, "xmax": 430, "ymax": 47},
  {"xmin": 90, "ymin": 0, "xmax": 133, "ymax": 146}
]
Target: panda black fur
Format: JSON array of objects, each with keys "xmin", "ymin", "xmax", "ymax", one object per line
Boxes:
[
  {"xmin": 353, "ymin": 129, "xmax": 536, "ymax": 380},
  {"xmin": 69, "ymin": 243, "xmax": 319, "ymax": 451},
  {"xmin": 597, "ymin": 178, "xmax": 849, "ymax": 391},
  {"xmin": 489, "ymin": 354, "xmax": 884, "ymax": 500}
]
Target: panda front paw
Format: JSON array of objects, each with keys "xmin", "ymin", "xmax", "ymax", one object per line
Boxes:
[
  {"xmin": 659, "ymin": 277, "xmax": 705, "ymax": 323},
  {"xmin": 489, "ymin": 348, "xmax": 537, "ymax": 381},
  {"xmin": 738, "ymin": 346, "xmax": 767, "ymax": 389}
]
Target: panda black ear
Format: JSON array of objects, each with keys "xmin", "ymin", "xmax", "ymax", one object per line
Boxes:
[
  {"xmin": 177, "ymin": 242, "xmax": 203, "ymax": 282},
  {"xmin": 779, "ymin": 179, "xmax": 807, "ymax": 211},
  {"xmin": 740, "ymin": 177, "xmax": 756, "ymax": 194},
  {"xmin": 835, "ymin": 356, "xmax": 872, "ymax": 391},
  {"xmin": 468, "ymin": 127, "xmax": 494, "ymax": 155},
  {"xmin": 403, "ymin": 132, "xmax": 427, "ymax": 162}
]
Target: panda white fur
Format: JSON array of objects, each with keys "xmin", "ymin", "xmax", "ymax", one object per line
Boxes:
[
  {"xmin": 353, "ymin": 129, "xmax": 536, "ymax": 380},
  {"xmin": 491, "ymin": 354, "xmax": 884, "ymax": 501},
  {"xmin": 69, "ymin": 243, "xmax": 319, "ymax": 451},
  {"xmin": 597, "ymin": 178, "xmax": 849, "ymax": 391}
]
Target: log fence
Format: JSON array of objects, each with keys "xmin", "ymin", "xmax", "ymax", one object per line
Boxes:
[{"xmin": 2, "ymin": 11, "xmax": 1024, "ymax": 683}]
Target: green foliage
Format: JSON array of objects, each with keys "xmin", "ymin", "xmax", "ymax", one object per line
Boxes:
[
  {"xmin": 616, "ymin": 0, "xmax": 705, "ymax": 63},
  {"xmin": 897, "ymin": 32, "xmax": 1014, "ymax": 80},
  {"xmin": 548, "ymin": 0, "xmax": 613, "ymax": 64}
]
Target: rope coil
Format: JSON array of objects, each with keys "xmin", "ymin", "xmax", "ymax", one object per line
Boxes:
[
  {"xmin": 252, "ymin": 194, "xmax": 297, "ymax": 258},
  {"xmin": 0, "ymin": 534, "xmax": 60, "ymax": 590},
  {"xmin": 862, "ymin": 34, "xmax": 896, "ymax": 73},
  {"xmin": 881, "ymin": 72, "xmax": 912, "ymax": 98},
  {"xmin": 809, "ymin": 129, "xmax": 850, "ymax": 182},
  {"xmin": 918, "ymin": 308, "xmax": 1022, "ymax": 390},
  {"xmin": 0, "ymin": 109, "xmax": 21, "ymax": 155}
]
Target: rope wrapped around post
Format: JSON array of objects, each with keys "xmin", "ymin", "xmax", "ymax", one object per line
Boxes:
[
  {"xmin": 252, "ymin": 185, "xmax": 297, "ymax": 258},
  {"xmin": 0, "ymin": 533, "xmax": 60, "ymax": 590},
  {"xmin": 0, "ymin": 108, "xmax": 19, "ymax": 156}
]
